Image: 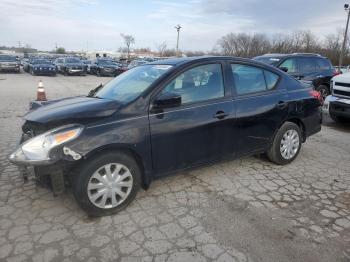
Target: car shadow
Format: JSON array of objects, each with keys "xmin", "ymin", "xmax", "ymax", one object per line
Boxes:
[{"xmin": 322, "ymin": 114, "xmax": 350, "ymax": 132}]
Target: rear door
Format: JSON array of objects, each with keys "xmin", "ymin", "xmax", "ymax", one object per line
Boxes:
[
  {"xmin": 230, "ymin": 63, "xmax": 288, "ymax": 155},
  {"xmin": 295, "ymin": 57, "xmax": 318, "ymax": 81},
  {"xmin": 149, "ymin": 62, "xmax": 237, "ymax": 175}
]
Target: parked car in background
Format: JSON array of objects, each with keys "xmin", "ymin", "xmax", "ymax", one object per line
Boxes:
[
  {"xmin": 21, "ymin": 58, "xmax": 30, "ymax": 72},
  {"xmin": 26, "ymin": 59, "xmax": 57, "ymax": 76},
  {"xmin": 334, "ymin": 65, "xmax": 350, "ymax": 74},
  {"xmin": 90, "ymin": 59, "xmax": 122, "ymax": 76},
  {"xmin": 0, "ymin": 55, "xmax": 20, "ymax": 73},
  {"xmin": 254, "ymin": 53, "xmax": 339, "ymax": 99},
  {"xmin": 83, "ymin": 60, "xmax": 93, "ymax": 74},
  {"xmin": 54, "ymin": 57, "xmax": 86, "ymax": 76},
  {"xmin": 127, "ymin": 60, "xmax": 147, "ymax": 69},
  {"xmin": 323, "ymin": 72, "xmax": 350, "ymax": 123},
  {"xmin": 9, "ymin": 56, "xmax": 322, "ymax": 216}
]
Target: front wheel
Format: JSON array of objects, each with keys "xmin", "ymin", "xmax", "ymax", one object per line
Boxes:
[
  {"xmin": 267, "ymin": 122, "xmax": 302, "ymax": 165},
  {"xmin": 72, "ymin": 151, "xmax": 141, "ymax": 216},
  {"xmin": 330, "ymin": 114, "xmax": 349, "ymax": 123}
]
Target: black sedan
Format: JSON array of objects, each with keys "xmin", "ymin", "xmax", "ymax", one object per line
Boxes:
[
  {"xmin": 26, "ymin": 59, "xmax": 57, "ymax": 76},
  {"xmin": 9, "ymin": 56, "xmax": 322, "ymax": 216},
  {"xmin": 90, "ymin": 59, "xmax": 123, "ymax": 76},
  {"xmin": 54, "ymin": 57, "xmax": 86, "ymax": 76}
]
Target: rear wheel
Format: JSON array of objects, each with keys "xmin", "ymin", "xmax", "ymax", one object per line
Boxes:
[
  {"xmin": 316, "ymin": 85, "xmax": 329, "ymax": 100},
  {"xmin": 267, "ymin": 122, "xmax": 302, "ymax": 165},
  {"xmin": 72, "ymin": 151, "xmax": 141, "ymax": 216}
]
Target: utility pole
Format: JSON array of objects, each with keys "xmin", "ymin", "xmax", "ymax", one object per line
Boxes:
[
  {"xmin": 339, "ymin": 4, "xmax": 350, "ymax": 69},
  {"xmin": 175, "ymin": 24, "xmax": 181, "ymax": 57}
]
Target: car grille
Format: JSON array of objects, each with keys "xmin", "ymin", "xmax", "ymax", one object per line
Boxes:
[
  {"xmin": 335, "ymin": 82, "xmax": 350, "ymax": 88},
  {"xmin": 333, "ymin": 89, "xmax": 350, "ymax": 98}
]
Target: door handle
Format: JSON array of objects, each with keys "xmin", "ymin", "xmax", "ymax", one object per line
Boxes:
[
  {"xmin": 213, "ymin": 111, "xmax": 229, "ymax": 119},
  {"xmin": 277, "ymin": 101, "xmax": 288, "ymax": 109}
]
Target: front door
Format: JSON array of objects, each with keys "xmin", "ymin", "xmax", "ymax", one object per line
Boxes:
[{"xmin": 149, "ymin": 62, "xmax": 237, "ymax": 176}]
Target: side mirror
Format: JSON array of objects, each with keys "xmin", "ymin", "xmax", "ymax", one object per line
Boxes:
[
  {"xmin": 280, "ymin": 67, "xmax": 288, "ymax": 72},
  {"xmin": 153, "ymin": 92, "xmax": 181, "ymax": 109}
]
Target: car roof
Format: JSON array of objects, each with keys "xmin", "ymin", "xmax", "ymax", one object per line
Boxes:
[
  {"xmin": 255, "ymin": 53, "xmax": 328, "ymax": 59},
  {"xmin": 147, "ymin": 56, "xmax": 261, "ymax": 66}
]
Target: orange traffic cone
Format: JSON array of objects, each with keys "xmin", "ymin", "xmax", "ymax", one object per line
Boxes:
[{"xmin": 36, "ymin": 80, "xmax": 47, "ymax": 101}]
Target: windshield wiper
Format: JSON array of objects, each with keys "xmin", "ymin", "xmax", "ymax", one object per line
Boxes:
[{"xmin": 87, "ymin": 84, "xmax": 103, "ymax": 97}]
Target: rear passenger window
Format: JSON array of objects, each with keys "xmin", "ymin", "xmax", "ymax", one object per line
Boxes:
[
  {"xmin": 298, "ymin": 57, "xmax": 316, "ymax": 73},
  {"xmin": 264, "ymin": 70, "xmax": 279, "ymax": 90},
  {"xmin": 231, "ymin": 64, "xmax": 279, "ymax": 95}
]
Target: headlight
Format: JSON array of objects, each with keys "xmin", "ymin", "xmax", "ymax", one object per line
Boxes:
[
  {"xmin": 330, "ymin": 80, "xmax": 333, "ymax": 93},
  {"xmin": 9, "ymin": 125, "xmax": 83, "ymax": 165}
]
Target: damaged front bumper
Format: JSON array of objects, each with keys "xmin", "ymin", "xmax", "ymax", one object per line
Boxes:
[{"xmin": 9, "ymin": 124, "xmax": 85, "ymax": 194}]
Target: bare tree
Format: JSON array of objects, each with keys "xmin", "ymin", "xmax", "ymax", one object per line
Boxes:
[
  {"xmin": 156, "ymin": 42, "xmax": 167, "ymax": 57},
  {"xmin": 120, "ymin": 33, "xmax": 135, "ymax": 59}
]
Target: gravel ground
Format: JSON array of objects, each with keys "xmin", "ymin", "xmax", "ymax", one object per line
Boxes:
[{"xmin": 0, "ymin": 72, "xmax": 349, "ymax": 262}]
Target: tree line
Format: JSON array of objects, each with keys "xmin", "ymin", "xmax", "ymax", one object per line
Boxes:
[
  {"xmin": 119, "ymin": 29, "xmax": 350, "ymax": 66},
  {"xmin": 215, "ymin": 29, "xmax": 350, "ymax": 66}
]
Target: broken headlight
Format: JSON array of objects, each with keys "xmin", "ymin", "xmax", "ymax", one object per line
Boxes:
[{"xmin": 9, "ymin": 124, "xmax": 83, "ymax": 165}]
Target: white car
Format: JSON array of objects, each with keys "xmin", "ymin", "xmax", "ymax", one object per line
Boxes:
[{"xmin": 323, "ymin": 72, "xmax": 350, "ymax": 122}]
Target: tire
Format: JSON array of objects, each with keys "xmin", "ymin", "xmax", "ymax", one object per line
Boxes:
[
  {"xmin": 330, "ymin": 114, "xmax": 349, "ymax": 123},
  {"xmin": 267, "ymin": 122, "xmax": 302, "ymax": 165},
  {"xmin": 316, "ymin": 85, "xmax": 329, "ymax": 100},
  {"xmin": 97, "ymin": 69, "xmax": 101, "ymax": 77},
  {"xmin": 72, "ymin": 151, "xmax": 141, "ymax": 216},
  {"xmin": 30, "ymin": 69, "xmax": 35, "ymax": 76}
]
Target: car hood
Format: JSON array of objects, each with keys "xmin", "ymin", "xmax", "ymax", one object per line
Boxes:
[
  {"xmin": 100, "ymin": 65, "xmax": 118, "ymax": 68},
  {"xmin": 32, "ymin": 64, "xmax": 55, "ymax": 67},
  {"xmin": 24, "ymin": 96, "xmax": 121, "ymax": 124},
  {"xmin": 0, "ymin": 61, "xmax": 18, "ymax": 64},
  {"xmin": 332, "ymin": 72, "xmax": 350, "ymax": 82},
  {"xmin": 65, "ymin": 63, "xmax": 84, "ymax": 67}
]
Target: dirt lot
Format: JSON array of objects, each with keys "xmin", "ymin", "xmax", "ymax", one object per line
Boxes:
[{"xmin": 0, "ymin": 72, "xmax": 350, "ymax": 262}]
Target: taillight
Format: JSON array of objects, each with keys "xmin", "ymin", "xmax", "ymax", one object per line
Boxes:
[
  {"xmin": 333, "ymin": 69, "xmax": 341, "ymax": 76},
  {"xmin": 310, "ymin": 90, "xmax": 323, "ymax": 105}
]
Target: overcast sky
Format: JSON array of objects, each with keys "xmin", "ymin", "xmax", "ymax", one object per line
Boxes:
[{"xmin": 0, "ymin": 0, "xmax": 348, "ymax": 52}]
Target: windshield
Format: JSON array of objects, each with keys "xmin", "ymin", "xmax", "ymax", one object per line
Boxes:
[
  {"xmin": 254, "ymin": 56, "xmax": 281, "ymax": 66},
  {"xmin": 0, "ymin": 55, "xmax": 17, "ymax": 61},
  {"xmin": 32, "ymin": 59, "xmax": 52, "ymax": 64},
  {"xmin": 95, "ymin": 64, "xmax": 172, "ymax": 103},
  {"xmin": 66, "ymin": 58, "xmax": 81, "ymax": 63}
]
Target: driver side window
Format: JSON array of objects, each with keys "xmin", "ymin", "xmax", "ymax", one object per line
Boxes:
[
  {"xmin": 161, "ymin": 63, "xmax": 224, "ymax": 104},
  {"xmin": 279, "ymin": 58, "xmax": 298, "ymax": 73}
]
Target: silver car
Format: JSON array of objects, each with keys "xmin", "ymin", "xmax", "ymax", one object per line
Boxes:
[{"xmin": 0, "ymin": 55, "xmax": 20, "ymax": 73}]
